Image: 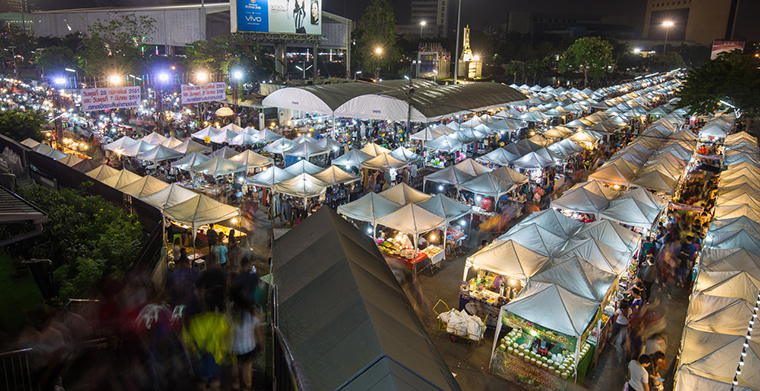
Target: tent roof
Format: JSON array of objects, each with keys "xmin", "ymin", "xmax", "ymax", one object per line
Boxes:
[
  {"xmin": 360, "ymin": 153, "xmax": 408, "ymax": 171},
  {"xmin": 171, "ymin": 151, "xmax": 210, "ymax": 171},
  {"xmin": 557, "ymin": 238, "xmax": 630, "ymax": 275},
  {"xmin": 139, "ymin": 183, "xmax": 198, "ymax": 210},
  {"xmin": 136, "ymin": 144, "xmax": 185, "ymax": 162},
  {"xmin": 496, "ymin": 223, "xmax": 568, "ymax": 257},
  {"xmin": 163, "ymin": 194, "xmax": 239, "ymax": 227},
  {"xmin": 32, "ymin": 143, "xmax": 67, "ymax": 160},
  {"xmin": 191, "ymin": 156, "xmax": 247, "ymax": 177},
  {"xmin": 138, "ymin": 132, "xmax": 168, "ymax": 145},
  {"xmin": 208, "ymin": 146, "xmax": 239, "ymax": 159},
  {"xmin": 263, "ymin": 138, "xmax": 298, "ymax": 154},
  {"xmin": 574, "ymin": 219, "xmax": 641, "ymax": 252},
  {"xmin": 389, "ymin": 146, "xmax": 421, "ymax": 163},
  {"xmin": 713, "ymin": 204, "xmax": 760, "ymax": 222},
  {"xmin": 229, "ymin": 150, "xmax": 274, "ymax": 168},
  {"xmin": 410, "ymin": 125, "xmax": 455, "ymax": 141},
  {"xmin": 161, "ymin": 136, "xmax": 184, "ymax": 149},
  {"xmin": 375, "ymin": 203, "xmax": 447, "ymax": 236},
  {"xmin": 532, "ymin": 257, "xmax": 616, "ymax": 301},
  {"xmin": 490, "ymin": 166, "xmax": 529, "ymax": 186},
  {"xmin": 677, "ymin": 326, "xmax": 760, "ymax": 390},
  {"xmin": 454, "ymin": 158, "xmax": 492, "ymax": 176},
  {"xmin": 220, "ymin": 123, "xmax": 244, "ymax": 133},
  {"xmin": 315, "ymin": 137, "xmax": 344, "ymax": 152},
  {"xmin": 476, "ymin": 148, "xmax": 520, "ymax": 166},
  {"xmin": 56, "ymin": 154, "xmax": 83, "ymax": 167},
  {"xmin": 686, "ymin": 293, "xmax": 755, "ymax": 335},
  {"xmin": 71, "ymin": 159, "xmax": 102, "ymax": 173},
  {"xmin": 228, "ymin": 131, "xmax": 261, "ymax": 146},
  {"xmin": 86, "ymin": 165, "xmax": 120, "ymax": 181},
  {"xmin": 172, "ymin": 138, "xmax": 212, "ymax": 155},
  {"xmin": 466, "ymin": 239, "xmax": 550, "ymax": 282},
  {"xmin": 191, "ymin": 125, "xmax": 221, "ymax": 140},
  {"xmin": 284, "ymin": 159, "xmax": 326, "ymax": 176},
  {"xmin": 21, "ymin": 138, "xmax": 40, "ymax": 148},
  {"xmin": 424, "ymin": 166, "xmax": 476, "ymax": 187},
  {"xmin": 246, "ymin": 166, "xmax": 295, "ymax": 188},
  {"xmin": 256, "ymin": 128, "xmax": 284, "ymax": 142},
  {"xmin": 274, "ymin": 173, "xmax": 329, "ymax": 198},
  {"xmin": 117, "ymin": 175, "xmax": 169, "ymax": 198},
  {"xmin": 503, "ymin": 281, "xmax": 600, "ymax": 337},
  {"xmin": 360, "ymin": 142, "xmax": 392, "ymax": 157},
  {"xmin": 313, "ymin": 165, "xmax": 360, "ymax": 186},
  {"xmin": 550, "ymin": 186, "xmax": 610, "ymax": 215},
  {"xmin": 100, "ymin": 169, "xmax": 142, "ymax": 189},
  {"xmin": 337, "ymin": 192, "xmax": 403, "ymax": 225},
  {"xmin": 520, "ymin": 209, "xmax": 583, "ymax": 239},
  {"xmin": 701, "ymin": 248, "xmax": 760, "ymax": 281},
  {"xmin": 703, "ymin": 230, "xmax": 760, "ymax": 254},
  {"xmin": 424, "ymin": 135, "xmax": 465, "ymax": 153},
  {"xmin": 631, "ymin": 169, "xmax": 678, "ymax": 195},
  {"xmin": 332, "ymin": 148, "xmax": 373, "ymax": 168},
  {"xmin": 271, "ymin": 208, "xmax": 461, "ymax": 391},
  {"xmin": 379, "ymin": 183, "xmax": 432, "ymax": 205},
  {"xmin": 458, "ymin": 171, "xmax": 517, "ymax": 198},
  {"xmin": 418, "ymin": 194, "xmax": 472, "ymax": 222},
  {"xmin": 599, "ymin": 198, "xmax": 661, "ymax": 231},
  {"xmin": 103, "ymin": 136, "xmax": 137, "ymax": 152},
  {"xmin": 283, "ymin": 141, "xmax": 330, "ymax": 158},
  {"xmin": 121, "ymin": 140, "xmax": 156, "ymax": 157}
]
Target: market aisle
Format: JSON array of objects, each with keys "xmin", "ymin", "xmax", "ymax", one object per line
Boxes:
[{"xmin": 583, "ymin": 281, "xmax": 690, "ymax": 391}]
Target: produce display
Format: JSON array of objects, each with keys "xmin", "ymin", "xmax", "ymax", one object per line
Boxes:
[
  {"xmin": 496, "ymin": 328, "xmax": 592, "ymax": 380},
  {"xmin": 421, "ymin": 246, "xmax": 442, "ymax": 257}
]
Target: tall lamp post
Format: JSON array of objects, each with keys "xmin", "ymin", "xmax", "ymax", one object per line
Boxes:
[
  {"xmin": 232, "ymin": 69, "xmax": 243, "ymax": 126},
  {"xmin": 419, "ymin": 20, "xmax": 426, "ymax": 37},
  {"xmin": 662, "ymin": 21, "xmax": 674, "ymax": 53},
  {"xmin": 453, "ymin": 0, "xmax": 462, "ymax": 84},
  {"xmin": 157, "ymin": 72, "xmax": 170, "ymax": 133},
  {"xmin": 53, "ymin": 77, "xmax": 66, "ymax": 147},
  {"xmin": 404, "ymin": 75, "xmax": 414, "ymax": 134},
  {"xmin": 8, "ymin": 46, "xmax": 18, "ymax": 78},
  {"xmin": 374, "ymin": 47, "xmax": 383, "ymax": 80}
]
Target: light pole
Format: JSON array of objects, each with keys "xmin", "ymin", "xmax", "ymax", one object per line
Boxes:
[
  {"xmin": 65, "ymin": 68, "xmax": 78, "ymax": 87},
  {"xmin": 195, "ymin": 71, "xmax": 208, "ymax": 121},
  {"xmin": 8, "ymin": 46, "xmax": 18, "ymax": 78},
  {"xmin": 662, "ymin": 21, "xmax": 674, "ymax": 53},
  {"xmin": 53, "ymin": 77, "xmax": 66, "ymax": 147},
  {"xmin": 453, "ymin": 0, "xmax": 462, "ymax": 84},
  {"xmin": 157, "ymin": 72, "xmax": 170, "ymax": 133},
  {"xmin": 374, "ymin": 47, "xmax": 383, "ymax": 80},
  {"xmin": 232, "ymin": 69, "xmax": 243, "ymax": 126},
  {"xmin": 419, "ymin": 20, "xmax": 426, "ymax": 37},
  {"xmin": 404, "ymin": 75, "xmax": 414, "ymax": 134}
]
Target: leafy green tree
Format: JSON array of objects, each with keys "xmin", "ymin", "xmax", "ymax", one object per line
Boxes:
[
  {"xmin": 676, "ymin": 51, "xmax": 760, "ymax": 127},
  {"xmin": 0, "ymin": 25, "xmax": 38, "ymax": 75},
  {"xmin": 79, "ymin": 14, "xmax": 156, "ymax": 77},
  {"xmin": 0, "ymin": 111, "xmax": 44, "ymax": 142},
  {"xmin": 354, "ymin": 0, "xmax": 400, "ymax": 79},
  {"xmin": 35, "ymin": 46, "xmax": 78, "ymax": 78},
  {"xmin": 1, "ymin": 185, "xmax": 144, "ymax": 299},
  {"xmin": 647, "ymin": 51, "xmax": 685, "ymax": 72},
  {"xmin": 503, "ymin": 61, "xmax": 525, "ymax": 85},
  {"xmin": 186, "ymin": 36, "xmax": 235, "ymax": 76},
  {"xmin": 558, "ymin": 37, "xmax": 614, "ymax": 87}
]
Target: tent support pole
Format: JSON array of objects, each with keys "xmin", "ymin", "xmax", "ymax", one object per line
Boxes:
[
  {"xmin": 332, "ymin": 111, "xmax": 336, "ymax": 138},
  {"xmin": 462, "ymin": 265, "xmax": 470, "ymax": 282},
  {"xmin": 574, "ymin": 337, "xmax": 581, "ymax": 383},
  {"xmin": 442, "ymin": 224, "xmax": 447, "ymax": 261},
  {"xmin": 490, "ymin": 306, "xmax": 505, "ymax": 368}
]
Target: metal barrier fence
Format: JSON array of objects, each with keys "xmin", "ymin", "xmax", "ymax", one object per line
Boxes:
[{"xmin": 0, "ymin": 348, "xmax": 36, "ymax": 391}]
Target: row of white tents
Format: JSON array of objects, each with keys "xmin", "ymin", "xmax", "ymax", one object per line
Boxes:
[{"xmin": 674, "ymin": 130, "xmax": 760, "ymax": 391}]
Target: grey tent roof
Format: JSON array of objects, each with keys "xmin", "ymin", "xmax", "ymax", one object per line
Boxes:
[{"xmin": 272, "ymin": 208, "xmax": 462, "ymax": 391}]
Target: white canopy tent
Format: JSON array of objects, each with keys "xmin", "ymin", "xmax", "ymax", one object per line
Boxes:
[
  {"xmin": 207, "ymin": 146, "xmax": 239, "ymax": 159},
  {"xmin": 337, "ymin": 192, "xmax": 402, "ymax": 228},
  {"xmin": 360, "ymin": 153, "xmax": 408, "ymax": 171},
  {"xmin": 360, "ymin": 143, "xmax": 392, "ymax": 157},
  {"xmin": 245, "ymin": 166, "xmax": 295, "ymax": 189},
  {"xmin": 56, "ymin": 154, "xmax": 83, "ymax": 167},
  {"xmin": 191, "ymin": 126, "xmax": 221, "ymax": 140},
  {"xmin": 331, "ymin": 148, "xmax": 373, "ymax": 168},
  {"xmin": 229, "ymin": 150, "xmax": 274, "ymax": 170},
  {"xmin": 86, "ymin": 165, "xmax": 120, "ymax": 181},
  {"xmin": 282, "ymin": 141, "xmax": 330, "ymax": 159},
  {"xmin": 190, "ymin": 156, "xmax": 247, "ymax": 178},
  {"xmin": 136, "ymin": 144, "xmax": 185, "ymax": 163},
  {"xmin": 118, "ymin": 175, "xmax": 169, "ymax": 198},
  {"xmin": 120, "ymin": 140, "xmax": 156, "ymax": 158},
  {"xmin": 138, "ymin": 132, "xmax": 168, "ymax": 145},
  {"xmin": 171, "ymin": 152, "xmax": 210, "ymax": 172},
  {"xmin": 273, "ymin": 173, "xmax": 329, "ymax": 200},
  {"xmin": 313, "ymin": 166, "xmax": 361, "ymax": 186},
  {"xmin": 100, "ymin": 169, "xmax": 142, "ymax": 189},
  {"xmin": 172, "ymin": 138, "xmax": 212, "ymax": 155},
  {"xmin": 284, "ymin": 160, "xmax": 326, "ymax": 176},
  {"xmin": 263, "ymin": 138, "xmax": 298, "ymax": 155},
  {"xmin": 139, "ymin": 183, "xmax": 198, "ymax": 210},
  {"xmin": 103, "ymin": 136, "xmax": 138, "ymax": 153},
  {"xmin": 378, "ymin": 182, "xmax": 432, "ymax": 205}
]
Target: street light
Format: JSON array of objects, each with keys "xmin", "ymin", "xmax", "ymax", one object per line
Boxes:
[
  {"xmin": 54, "ymin": 77, "xmax": 66, "ymax": 86},
  {"xmin": 157, "ymin": 72, "xmax": 170, "ymax": 133},
  {"xmin": 53, "ymin": 78, "xmax": 66, "ymax": 147},
  {"xmin": 195, "ymin": 71, "xmax": 208, "ymax": 83},
  {"xmin": 65, "ymin": 68, "xmax": 78, "ymax": 87},
  {"xmin": 662, "ymin": 21, "xmax": 674, "ymax": 53},
  {"xmin": 403, "ymin": 75, "xmax": 414, "ymax": 134},
  {"xmin": 375, "ymin": 47, "xmax": 383, "ymax": 55},
  {"xmin": 109, "ymin": 74, "xmax": 122, "ymax": 86},
  {"xmin": 231, "ymin": 69, "xmax": 244, "ymax": 125},
  {"xmin": 420, "ymin": 20, "xmax": 426, "ymax": 37},
  {"xmin": 158, "ymin": 73, "xmax": 170, "ymax": 83},
  {"xmin": 374, "ymin": 47, "xmax": 383, "ymax": 80}
]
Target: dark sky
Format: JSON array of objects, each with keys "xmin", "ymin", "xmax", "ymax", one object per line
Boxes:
[{"xmin": 30, "ymin": 0, "xmax": 760, "ymax": 41}]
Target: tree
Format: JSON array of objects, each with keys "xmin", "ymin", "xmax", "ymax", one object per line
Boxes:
[
  {"xmin": 647, "ymin": 51, "xmax": 685, "ymax": 72},
  {"xmin": 503, "ymin": 61, "xmax": 525, "ymax": 85},
  {"xmin": 354, "ymin": 0, "xmax": 400, "ymax": 79},
  {"xmin": 35, "ymin": 46, "xmax": 78, "ymax": 77},
  {"xmin": 79, "ymin": 14, "xmax": 156, "ymax": 77},
  {"xmin": 0, "ymin": 184, "xmax": 144, "ymax": 299},
  {"xmin": 676, "ymin": 51, "xmax": 760, "ymax": 127},
  {"xmin": 0, "ymin": 25, "xmax": 37, "ymax": 76},
  {"xmin": 0, "ymin": 111, "xmax": 44, "ymax": 142},
  {"xmin": 558, "ymin": 37, "xmax": 614, "ymax": 87}
]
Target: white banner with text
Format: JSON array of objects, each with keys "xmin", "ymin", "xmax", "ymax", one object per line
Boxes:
[
  {"xmin": 181, "ymin": 82, "xmax": 227, "ymax": 104},
  {"xmin": 80, "ymin": 86, "xmax": 141, "ymax": 111}
]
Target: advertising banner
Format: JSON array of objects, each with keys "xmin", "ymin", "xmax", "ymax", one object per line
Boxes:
[
  {"xmin": 711, "ymin": 41, "xmax": 745, "ymax": 60},
  {"xmin": 233, "ymin": 0, "xmax": 321, "ymax": 35},
  {"xmin": 80, "ymin": 86, "xmax": 141, "ymax": 112},
  {"xmin": 181, "ymin": 82, "xmax": 227, "ymax": 104}
]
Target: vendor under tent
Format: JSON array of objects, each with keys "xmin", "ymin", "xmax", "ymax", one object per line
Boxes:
[
  {"xmin": 138, "ymin": 132, "xmax": 168, "ymax": 145},
  {"xmin": 360, "ymin": 142, "xmax": 391, "ymax": 157},
  {"xmin": 208, "ymin": 146, "xmax": 238, "ymax": 159},
  {"xmin": 337, "ymin": 192, "xmax": 402, "ymax": 229},
  {"xmin": 390, "ymin": 146, "xmax": 421, "ymax": 163},
  {"xmin": 245, "ymin": 166, "xmax": 295, "ymax": 188},
  {"xmin": 273, "ymin": 173, "xmax": 329, "ymax": 208},
  {"xmin": 208, "ymin": 129, "xmax": 240, "ymax": 144},
  {"xmin": 190, "ymin": 156, "xmax": 247, "ymax": 178},
  {"xmin": 118, "ymin": 175, "xmax": 169, "ymax": 198},
  {"xmin": 57, "ymin": 154, "xmax": 83, "ymax": 167},
  {"xmin": 374, "ymin": 203, "xmax": 448, "ymax": 271},
  {"xmin": 376, "ymin": 183, "xmax": 431, "ymax": 206},
  {"xmin": 360, "ymin": 153, "xmax": 407, "ymax": 171},
  {"xmin": 139, "ymin": 183, "xmax": 198, "ymax": 210},
  {"xmin": 135, "ymin": 144, "xmax": 185, "ymax": 163},
  {"xmin": 172, "ymin": 138, "xmax": 212, "ymax": 155},
  {"xmin": 284, "ymin": 159, "xmax": 325, "ymax": 176},
  {"xmin": 191, "ymin": 125, "xmax": 221, "ymax": 140},
  {"xmin": 269, "ymin": 208, "xmax": 462, "ymax": 391},
  {"xmin": 86, "ymin": 165, "xmax": 120, "ymax": 181},
  {"xmin": 100, "ymin": 169, "xmax": 142, "ymax": 189},
  {"xmin": 330, "ymin": 148, "xmax": 372, "ymax": 168},
  {"xmin": 171, "ymin": 152, "xmax": 210, "ymax": 172},
  {"xmin": 21, "ymin": 138, "xmax": 40, "ymax": 148},
  {"xmin": 262, "ymin": 138, "xmax": 297, "ymax": 155},
  {"xmin": 33, "ymin": 143, "xmax": 67, "ymax": 160},
  {"xmin": 163, "ymin": 193, "xmax": 241, "ymax": 251},
  {"xmin": 313, "ymin": 165, "xmax": 360, "ymax": 186},
  {"xmin": 161, "ymin": 136, "xmax": 184, "ymax": 149},
  {"xmin": 229, "ymin": 150, "xmax": 274, "ymax": 173},
  {"xmin": 698, "ymin": 123, "xmax": 728, "ymax": 139},
  {"xmin": 103, "ymin": 136, "xmax": 138, "ymax": 152}
]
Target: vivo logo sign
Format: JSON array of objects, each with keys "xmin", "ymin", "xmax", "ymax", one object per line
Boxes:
[
  {"xmin": 372, "ymin": 110, "xmax": 381, "ymax": 114},
  {"xmin": 291, "ymin": 101, "xmax": 299, "ymax": 105},
  {"xmin": 246, "ymin": 16, "xmax": 262, "ymax": 22}
]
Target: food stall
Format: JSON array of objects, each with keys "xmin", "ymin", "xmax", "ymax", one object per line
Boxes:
[{"xmin": 374, "ymin": 203, "xmax": 447, "ymax": 273}]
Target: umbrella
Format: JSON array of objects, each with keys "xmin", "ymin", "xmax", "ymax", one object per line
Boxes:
[{"xmin": 216, "ymin": 107, "xmax": 234, "ymax": 117}]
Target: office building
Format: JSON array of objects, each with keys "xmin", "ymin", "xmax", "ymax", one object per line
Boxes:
[{"xmin": 643, "ymin": 0, "xmax": 739, "ymax": 46}]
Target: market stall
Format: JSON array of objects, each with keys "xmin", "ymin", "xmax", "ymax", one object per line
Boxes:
[
  {"xmin": 374, "ymin": 203, "xmax": 447, "ymax": 272},
  {"xmin": 229, "ymin": 150, "xmax": 274, "ymax": 174}
]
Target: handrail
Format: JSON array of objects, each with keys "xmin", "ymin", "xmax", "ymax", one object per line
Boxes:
[{"xmin": 0, "ymin": 348, "xmax": 32, "ymax": 358}]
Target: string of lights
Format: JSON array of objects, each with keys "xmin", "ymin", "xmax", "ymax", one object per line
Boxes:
[{"xmin": 731, "ymin": 290, "xmax": 760, "ymax": 390}]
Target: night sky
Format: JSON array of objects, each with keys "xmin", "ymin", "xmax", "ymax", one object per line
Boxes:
[{"xmin": 30, "ymin": 0, "xmax": 760, "ymax": 42}]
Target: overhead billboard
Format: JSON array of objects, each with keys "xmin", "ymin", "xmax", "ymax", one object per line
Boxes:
[
  {"xmin": 711, "ymin": 41, "xmax": 745, "ymax": 60},
  {"xmin": 231, "ymin": 0, "xmax": 321, "ymax": 35},
  {"xmin": 181, "ymin": 82, "xmax": 227, "ymax": 104},
  {"xmin": 80, "ymin": 86, "xmax": 141, "ymax": 112}
]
